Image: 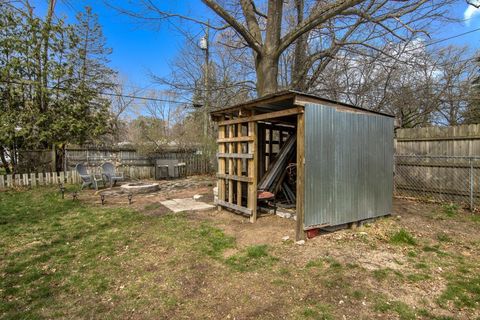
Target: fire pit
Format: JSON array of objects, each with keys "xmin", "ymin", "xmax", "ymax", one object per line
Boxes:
[{"xmin": 120, "ymin": 182, "xmax": 160, "ymax": 194}]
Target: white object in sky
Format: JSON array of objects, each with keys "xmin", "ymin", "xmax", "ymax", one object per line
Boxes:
[
  {"xmin": 199, "ymin": 36, "xmax": 208, "ymax": 50},
  {"xmin": 465, "ymin": 1, "xmax": 480, "ymax": 25}
]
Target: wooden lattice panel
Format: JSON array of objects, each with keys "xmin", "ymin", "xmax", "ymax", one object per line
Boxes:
[{"xmin": 216, "ymin": 120, "xmax": 257, "ymax": 221}]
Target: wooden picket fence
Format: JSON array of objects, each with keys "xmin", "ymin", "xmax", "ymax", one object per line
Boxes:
[
  {"xmin": 0, "ymin": 170, "xmax": 82, "ymax": 189},
  {"xmin": 0, "ymin": 166, "xmax": 156, "ymax": 189}
]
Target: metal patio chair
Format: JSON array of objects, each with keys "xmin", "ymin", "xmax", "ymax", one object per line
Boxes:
[
  {"xmin": 75, "ymin": 163, "xmax": 103, "ymax": 190},
  {"xmin": 101, "ymin": 162, "xmax": 124, "ymax": 188}
]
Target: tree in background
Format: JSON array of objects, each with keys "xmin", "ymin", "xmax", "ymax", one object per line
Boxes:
[
  {"xmin": 151, "ymin": 36, "xmax": 252, "ymax": 155},
  {"xmin": 466, "ymin": 56, "xmax": 480, "ymax": 124},
  {"xmin": 311, "ymin": 42, "xmax": 477, "ymax": 128},
  {"xmin": 0, "ymin": 1, "xmax": 115, "ymax": 173},
  {"xmin": 114, "ymin": 0, "xmax": 455, "ymax": 97},
  {"xmin": 126, "ymin": 90, "xmax": 189, "ymax": 154}
]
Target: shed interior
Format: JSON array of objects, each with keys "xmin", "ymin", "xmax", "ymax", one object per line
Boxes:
[{"xmin": 211, "ymin": 90, "xmax": 393, "ymax": 240}]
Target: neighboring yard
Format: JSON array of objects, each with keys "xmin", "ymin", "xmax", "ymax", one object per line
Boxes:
[{"xmin": 1, "ymin": 182, "xmax": 479, "ymax": 319}]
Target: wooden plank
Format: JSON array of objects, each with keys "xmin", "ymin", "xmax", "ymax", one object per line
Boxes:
[
  {"xmin": 0, "ymin": 175, "xmax": 4, "ymax": 188},
  {"xmin": 211, "ymin": 92, "xmax": 297, "ymax": 118},
  {"xmin": 38, "ymin": 173, "xmax": 44, "ymax": 186},
  {"xmin": 218, "ymin": 117, "xmax": 226, "ymax": 211},
  {"xmin": 268, "ymin": 128, "xmax": 273, "ymax": 169},
  {"xmin": 30, "ymin": 173, "xmax": 36, "ymax": 187},
  {"xmin": 22, "ymin": 174, "xmax": 29, "ymax": 186},
  {"xmin": 216, "ymin": 199, "xmax": 252, "ymax": 215},
  {"xmin": 218, "ymin": 107, "xmax": 303, "ymax": 126},
  {"xmin": 52, "ymin": 172, "xmax": 58, "ymax": 185},
  {"xmin": 304, "ymin": 223, "xmax": 330, "ymax": 231},
  {"xmin": 257, "ymin": 124, "xmax": 266, "ymax": 180},
  {"xmin": 217, "ymin": 174, "xmax": 252, "ymax": 183},
  {"xmin": 396, "ymin": 136, "xmax": 480, "ymax": 142},
  {"xmin": 216, "ymin": 153, "xmax": 253, "ymax": 159},
  {"xmin": 217, "ymin": 136, "xmax": 254, "ymax": 143},
  {"xmin": 236, "ymin": 123, "xmax": 243, "ymax": 207},
  {"xmin": 6, "ymin": 175, "xmax": 12, "ymax": 187},
  {"xmin": 296, "ymin": 112, "xmax": 306, "ymax": 241},
  {"xmin": 228, "ymin": 125, "xmax": 235, "ymax": 204},
  {"xmin": 248, "ymin": 121, "xmax": 258, "ymax": 223}
]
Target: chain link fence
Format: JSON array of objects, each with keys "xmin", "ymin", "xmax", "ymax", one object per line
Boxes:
[{"xmin": 394, "ymin": 155, "xmax": 480, "ymax": 210}]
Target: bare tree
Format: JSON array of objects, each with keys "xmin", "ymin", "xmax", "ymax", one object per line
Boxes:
[
  {"xmin": 106, "ymin": 78, "xmax": 144, "ymax": 143},
  {"xmin": 311, "ymin": 42, "xmax": 476, "ymax": 127},
  {"xmin": 126, "ymin": 90, "xmax": 189, "ymax": 153},
  {"xmin": 432, "ymin": 46, "xmax": 476, "ymax": 125},
  {"xmin": 110, "ymin": 0, "xmax": 455, "ymax": 97}
]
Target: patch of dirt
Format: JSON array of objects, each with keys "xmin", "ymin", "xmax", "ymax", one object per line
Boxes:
[
  {"xmin": 75, "ymin": 175, "xmax": 216, "ymax": 212},
  {"xmin": 73, "ymin": 179, "xmax": 480, "ymax": 319}
]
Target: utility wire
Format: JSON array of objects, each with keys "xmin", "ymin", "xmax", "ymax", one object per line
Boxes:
[
  {"xmin": 0, "ymin": 79, "xmax": 191, "ymax": 104},
  {"xmin": 423, "ymin": 26, "xmax": 480, "ymax": 47}
]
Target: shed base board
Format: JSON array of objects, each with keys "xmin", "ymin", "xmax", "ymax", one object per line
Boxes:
[{"xmin": 305, "ymin": 214, "xmax": 391, "ymax": 234}]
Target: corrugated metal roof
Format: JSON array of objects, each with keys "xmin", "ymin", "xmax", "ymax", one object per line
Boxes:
[{"xmin": 210, "ymin": 90, "xmax": 394, "ymax": 119}]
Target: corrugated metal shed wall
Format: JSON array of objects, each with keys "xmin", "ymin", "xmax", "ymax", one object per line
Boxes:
[{"xmin": 304, "ymin": 104, "xmax": 394, "ymax": 228}]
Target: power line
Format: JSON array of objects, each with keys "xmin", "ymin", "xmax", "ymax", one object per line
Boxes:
[
  {"xmin": 0, "ymin": 79, "xmax": 191, "ymax": 104},
  {"xmin": 424, "ymin": 26, "xmax": 480, "ymax": 47}
]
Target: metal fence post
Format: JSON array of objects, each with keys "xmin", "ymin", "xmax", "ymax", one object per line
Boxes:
[{"xmin": 470, "ymin": 157, "xmax": 474, "ymax": 211}]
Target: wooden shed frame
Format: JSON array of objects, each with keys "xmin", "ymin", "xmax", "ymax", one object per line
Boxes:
[{"xmin": 211, "ymin": 90, "xmax": 394, "ymax": 240}]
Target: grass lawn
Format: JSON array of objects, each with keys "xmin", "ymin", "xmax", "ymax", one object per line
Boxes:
[{"xmin": 1, "ymin": 187, "xmax": 479, "ymax": 319}]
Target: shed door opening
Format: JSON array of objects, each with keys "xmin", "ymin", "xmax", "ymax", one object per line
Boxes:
[{"xmin": 256, "ymin": 121, "xmax": 297, "ymax": 215}]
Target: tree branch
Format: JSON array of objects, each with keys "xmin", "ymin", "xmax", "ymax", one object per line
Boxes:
[
  {"xmin": 277, "ymin": 0, "xmax": 365, "ymax": 56},
  {"xmin": 201, "ymin": 0, "xmax": 263, "ymax": 53},
  {"xmin": 105, "ymin": 0, "xmax": 230, "ymax": 30}
]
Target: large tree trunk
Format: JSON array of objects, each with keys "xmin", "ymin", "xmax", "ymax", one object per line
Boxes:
[
  {"xmin": 255, "ymin": 0, "xmax": 283, "ymax": 97},
  {"xmin": 255, "ymin": 54, "xmax": 279, "ymax": 96},
  {"xmin": 292, "ymin": 0, "xmax": 308, "ymax": 91}
]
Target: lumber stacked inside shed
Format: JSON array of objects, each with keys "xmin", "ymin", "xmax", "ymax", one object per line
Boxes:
[{"xmin": 257, "ymin": 129, "xmax": 297, "ymax": 207}]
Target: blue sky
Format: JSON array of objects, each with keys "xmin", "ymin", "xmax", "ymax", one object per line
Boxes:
[{"xmin": 33, "ymin": 1, "xmax": 480, "ymax": 89}]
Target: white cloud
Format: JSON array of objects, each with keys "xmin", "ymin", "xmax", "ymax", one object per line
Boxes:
[{"xmin": 465, "ymin": 2, "xmax": 480, "ymax": 25}]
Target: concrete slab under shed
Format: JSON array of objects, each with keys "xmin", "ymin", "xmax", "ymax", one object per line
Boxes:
[{"xmin": 160, "ymin": 198, "xmax": 214, "ymax": 213}]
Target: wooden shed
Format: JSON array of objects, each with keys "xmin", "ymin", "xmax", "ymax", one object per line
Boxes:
[{"xmin": 211, "ymin": 91, "xmax": 394, "ymax": 240}]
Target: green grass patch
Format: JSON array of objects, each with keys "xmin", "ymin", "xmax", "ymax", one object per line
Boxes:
[
  {"xmin": 0, "ymin": 187, "xmax": 239, "ymax": 318},
  {"xmin": 438, "ymin": 273, "xmax": 480, "ymax": 308},
  {"xmin": 305, "ymin": 258, "xmax": 324, "ymax": 269},
  {"xmin": 443, "ymin": 203, "xmax": 459, "ymax": 217},
  {"xmin": 324, "ymin": 257, "xmax": 342, "ymax": 270},
  {"xmin": 372, "ymin": 268, "xmax": 391, "ymax": 281},
  {"xmin": 389, "ymin": 229, "xmax": 416, "ymax": 246},
  {"xmin": 406, "ymin": 273, "xmax": 431, "ymax": 282},
  {"xmin": 351, "ymin": 290, "xmax": 365, "ymax": 300},
  {"xmin": 298, "ymin": 303, "xmax": 334, "ymax": 320},
  {"xmin": 225, "ymin": 244, "xmax": 278, "ymax": 272},
  {"xmin": 437, "ymin": 233, "xmax": 453, "ymax": 242},
  {"xmin": 374, "ymin": 298, "xmax": 416, "ymax": 320},
  {"xmin": 0, "ymin": 188, "xmax": 146, "ymax": 318},
  {"xmin": 143, "ymin": 203, "xmax": 163, "ymax": 211},
  {"xmin": 470, "ymin": 214, "xmax": 480, "ymax": 223},
  {"xmin": 422, "ymin": 245, "xmax": 447, "ymax": 256},
  {"xmin": 407, "ymin": 250, "xmax": 418, "ymax": 258},
  {"xmin": 196, "ymin": 223, "xmax": 235, "ymax": 259},
  {"xmin": 414, "ymin": 262, "xmax": 429, "ymax": 269}
]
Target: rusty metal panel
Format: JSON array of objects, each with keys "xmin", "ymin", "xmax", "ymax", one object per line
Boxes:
[{"xmin": 304, "ymin": 104, "xmax": 393, "ymax": 228}]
